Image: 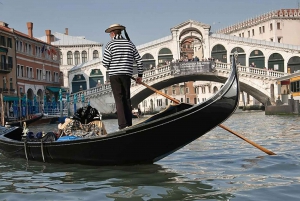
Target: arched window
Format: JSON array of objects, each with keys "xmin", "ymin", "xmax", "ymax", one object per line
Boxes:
[
  {"xmin": 59, "ymin": 52, "xmax": 63, "ymax": 65},
  {"xmin": 74, "ymin": 51, "xmax": 80, "ymax": 65},
  {"xmin": 93, "ymin": 50, "xmax": 99, "ymax": 59},
  {"xmin": 82, "ymin": 51, "xmax": 87, "ymax": 63},
  {"xmin": 67, "ymin": 51, "xmax": 73, "ymax": 65}
]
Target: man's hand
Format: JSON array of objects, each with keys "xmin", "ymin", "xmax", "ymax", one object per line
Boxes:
[{"xmin": 136, "ymin": 77, "xmax": 142, "ymax": 84}]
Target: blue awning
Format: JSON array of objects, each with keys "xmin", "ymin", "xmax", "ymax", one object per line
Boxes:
[
  {"xmin": 46, "ymin": 87, "xmax": 67, "ymax": 93},
  {"xmin": 3, "ymin": 96, "xmax": 19, "ymax": 101}
]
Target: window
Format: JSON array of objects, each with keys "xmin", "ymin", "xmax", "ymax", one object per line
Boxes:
[
  {"xmin": 3, "ymin": 77, "xmax": 6, "ymax": 89},
  {"xmin": 270, "ymin": 38, "xmax": 273, "ymax": 42},
  {"xmin": 156, "ymin": 99, "xmax": 162, "ymax": 106},
  {"xmin": 74, "ymin": 51, "xmax": 80, "ymax": 65},
  {"xmin": 164, "ymin": 89, "xmax": 168, "ymax": 94},
  {"xmin": 186, "ymin": 98, "xmax": 189, "ymax": 103},
  {"xmin": 0, "ymin": 36, "xmax": 5, "ymax": 46},
  {"xmin": 17, "ymin": 65, "xmax": 20, "ymax": 77},
  {"xmin": 242, "ymin": 32, "xmax": 244, "ymax": 37},
  {"xmin": 28, "ymin": 44, "xmax": 32, "ymax": 55},
  {"xmin": 20, "ymin": 65, "xmax": 24, "ymax": 77},
  {"xmin": 36, "ymin": 69, "xmax": 39, "ymax": 80},
  {"xmin": 60, "ymin": 52, "xmax": 63, "ymax": 64},
  {"xmin": 172, "ymin": 89, "xmax": 176, "ymax": 95},
  {"xmin": 93, "ymin": 50, "xmax": 99, "ymax": 59},
  {"xmin": 165, "ymin": 99, "xmax": 168, "ymax": 106},
  {"xmin": 7, "ymin": 38, "xmax": 12, "ymax": 48},
  {"xmin": 20, "ymin": 41, "xmax": 23, "ymax": 51},
  {"xmin": 252, "ymin": 29, "xmax": 255, "ymax": 36},
  {"xmin": 259, "ymin": 27, "xmax": 262, "ymax": 34},
  {"xmin": 7, "ymin": 57, "xmax": 13, "ymax": 69},
  {"xmin": 194, "ymin": 98, "xmax": 197, "ymax": 104},
  {"xmin": 248, "ymin": 31, "xmax": 250, "ymax": 37},
  {"xmin": 9, "ymin": 78, "xmax": 13, "ymax": 89},
  {"xmin": 277, "ymin": 22, "xmax": 281, "ymax": 29},
  {"xmin": 25, "ymin": 43, "xmax": 28, "ymax": 53},
  {"xmin": 262, "ymin": 26, "xmax": 265, "ymax": 33},
  {"xmin": 181, "ymin": 98, "xmax": 183, "ymax": 102},
  {"xmin": 26, "ymin": 67, "xmax": 29, "ymax": 78},
  {"xmin": 185, "ymin": 87, "xmax": 189, "ymax": 93},
  {"xmin": 278, "ymin": 37, "xmax": 282, "ymax": 43},
  {"xmin": 180, "ymin": 86, "xmax": 184, "ymax": 94},
  {"xmin": 270, "ymin": 23, "xmax": 273, "ymax": 31},
  {"xmin": 67, "ymin": 51, "xmax": 73, "ymax": 65},
  {"xmin": 239, "ymin": 33, "xmax": 241, "ymax": 37},
  {"xmin": 82, "ymin": 51, "xmax": 87, "ymax": 63},
  {"xmin": 20, "ymin": 87, "xmax": 23, "ymax": 94}
]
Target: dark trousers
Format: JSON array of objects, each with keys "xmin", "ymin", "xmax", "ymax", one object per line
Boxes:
[{"xmin": 110, "ymin": 75, "xmax": 132, "ymax": 129}]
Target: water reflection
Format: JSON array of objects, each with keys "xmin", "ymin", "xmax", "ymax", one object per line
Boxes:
[{"xmin": 0, "ymin": 155, "xmax": 234, "ymax": 200}]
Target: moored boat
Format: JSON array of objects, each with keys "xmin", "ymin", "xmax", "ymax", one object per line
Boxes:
[
  {"xmin": 0, "ymin": 59, "xmax": 239, "ymax": 166},
  {"xmin": 5, "ymin": 113, "xmax": 44, "ymax": 127}
]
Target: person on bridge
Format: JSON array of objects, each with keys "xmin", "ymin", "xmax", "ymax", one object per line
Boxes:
[{"xmin": 103, "ymin": 23, "xmax": 143, "ymax": 130}]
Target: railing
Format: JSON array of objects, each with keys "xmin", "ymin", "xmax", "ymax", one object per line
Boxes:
[
  {"xmin": 211, "ymin": 33, "xmax": 300, "ymax": 50},
  {"xmin": 0, "ymin": 62, "xmax": 12, "ymax": 71}
]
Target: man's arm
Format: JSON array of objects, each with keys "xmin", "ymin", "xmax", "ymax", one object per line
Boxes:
[
  {"xmin": 133, "ymin": 46, "xmax": 143, "ymax": 83},
  {"xmin": 102, "ymin": 46, "xmax": 111, "ymax": 69}
]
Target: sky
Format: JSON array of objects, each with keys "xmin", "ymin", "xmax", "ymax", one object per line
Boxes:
[{"xmin": 0, "ymin": 0, "xmax": 299, "ymax": 46}]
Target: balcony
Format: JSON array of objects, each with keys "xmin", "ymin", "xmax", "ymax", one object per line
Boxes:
[
  {"xmin": 0, "ymin": 63, "xmax": 12, "ymax": 73},
  {"xmin": 2, "ymin": 88, "xmax": 8, "ymax": 93}
]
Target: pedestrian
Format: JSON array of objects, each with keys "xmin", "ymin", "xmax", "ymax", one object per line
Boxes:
[
  {"xmin": 102, "ymin": 23, "xmax": 143, "ymax": 130},
  {"xmin": 9, "ymin": 104, "xmax": 14, "ymax": 117}
]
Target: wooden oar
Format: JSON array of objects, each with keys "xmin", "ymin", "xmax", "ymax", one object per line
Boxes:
[{"xmin": 131, "ymin": 77, "xmax": 276, "ymax": 156}]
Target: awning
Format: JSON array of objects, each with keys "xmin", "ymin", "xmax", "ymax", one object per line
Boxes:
[
  {"xmin": 3, "ymin": 96, "xmax": 19, "ymax": 101},
  {"xmin": 0, "ymin": 47, "xmax": 8, "ymax": 53},
  {"xmin": 46, "ymin": 87, "xmax": 67, "ymax": 93}
]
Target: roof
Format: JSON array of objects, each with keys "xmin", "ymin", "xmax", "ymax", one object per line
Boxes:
[
  {"xmin": 70, "ymin": 58, "xmax": 102, "ymax": 71},
  {"xmin": 37, "ymin": 32, "xmax": 103, "ymax": 46},
  {"xmin": 0, "ymin": 24, "xmax": 56, "ymax": 47}
]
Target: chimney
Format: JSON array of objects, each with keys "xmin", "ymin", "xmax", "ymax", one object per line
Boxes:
[
  {"xmin": 45, "ymin": 30, "xmax": 51, "ymax": 44},
  {"xmin": 27, "ymin": 22, "xmax": 33, "ymax": 38},
  {"xmin": 0, "ymin": 21, "xmax": 9, "ymax": 27},
  {"xmin": 65, "ymin": 28, "xmax": 68, "ymax": 35}
]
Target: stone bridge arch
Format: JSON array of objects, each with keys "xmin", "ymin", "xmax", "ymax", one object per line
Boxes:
[{"xmin": 130, "ymin": 72, "xmax": 272, "ymax": 106}]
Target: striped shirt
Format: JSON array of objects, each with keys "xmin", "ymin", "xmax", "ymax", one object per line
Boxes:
[{"xmin": 102, "ymin": 34, "xmax": 143, "ymax": 77}]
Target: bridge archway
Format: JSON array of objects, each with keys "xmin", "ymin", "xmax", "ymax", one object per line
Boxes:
[
  {"xmin": 230, "ymin": 47, "xmax": 246, "ymax": 65},
  {"xmin": 268, "ymin": 53, "xmax": 284, "ymax": 72},
  {"xmin": 211, "ymin": 44, "xmax": 227, "ymax": 63},
  {"xmin": 213, "ymin": 86, "xmax": 218, "ymax": 93},
  {"xmin": 158, "ymin": 48, "xmax": 173, "ymax": 65},
  {"xmin": 27, "ymin": 88, "xmax": 34, "ymax": 100},
  {"xmin": 130, "ymin": 73, "xmax": 270, "ymax": 107},
  {"xmin": 287, "ymin": 56, "xmax": 300, "ymax": 73},
  {"xmin": 72, "ymin": 74, "xmax": 87, "ymax": 93},
  {"xmin": 249, "ymin": 50, "xmax": 265, "ymax": 68},
  {"xmin": 142, "ymin": 53, "xmax": 156, "ymax": 70},
  {"xmin": 89, "ymin": 69, "xmax": 104, "ymax": 88}
]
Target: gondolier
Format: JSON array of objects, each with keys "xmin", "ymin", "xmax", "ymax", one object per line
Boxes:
[{"xmin": 103, "ymin": 24, "xmax": 143, "ymax": 130}]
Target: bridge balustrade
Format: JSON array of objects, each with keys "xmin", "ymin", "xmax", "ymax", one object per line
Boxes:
[{"xmin": 70, "ymin": 61, "xmax": 287, "ymax": 103}]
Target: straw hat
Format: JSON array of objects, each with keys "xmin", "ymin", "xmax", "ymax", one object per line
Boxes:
[{"xmin": 105, "ymin": 23, "xmax": 125, "ymax": 33}]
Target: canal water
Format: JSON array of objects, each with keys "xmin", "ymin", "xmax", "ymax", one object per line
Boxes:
[{"xmin": 0, "ymin": 111, "xmax": 299, "ymax": 201}]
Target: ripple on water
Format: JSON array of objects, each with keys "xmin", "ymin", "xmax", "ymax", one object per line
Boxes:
[{"xmin": 0, "ymin": 112, "xmax": 299, "ymax": 200}]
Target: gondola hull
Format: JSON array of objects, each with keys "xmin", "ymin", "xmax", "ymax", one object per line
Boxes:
[{"xmin": 0, "ymin": 60, "xmax": 239, "ymax": 166}]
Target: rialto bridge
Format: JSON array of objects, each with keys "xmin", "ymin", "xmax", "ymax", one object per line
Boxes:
[
  {"xmin": 69, "ymin": 62, "xmax": 287, "ymax": 114},
  {"xmin": 68, "ymin": 19, "xmax": 300, "ymax": 95}
]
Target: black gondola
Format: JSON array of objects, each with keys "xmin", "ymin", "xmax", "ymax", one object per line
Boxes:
[
  {"xmin": 0, "ymin": 59, "xmax": 239, "ymax": 166},
  {"xmin": 5, "ymin": 113, "xmax": 43, "ymax": 127}
]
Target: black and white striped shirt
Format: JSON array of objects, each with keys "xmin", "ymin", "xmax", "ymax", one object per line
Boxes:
[{"xmin": 102, "ymin": 35, "xmax": 143, "ymax": 77}]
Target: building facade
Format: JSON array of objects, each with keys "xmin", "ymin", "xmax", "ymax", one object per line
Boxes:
[
  {"xmin": 14, "ymin": 22, "xmax": 61, "ymax": 105},
  {"xmin": 0, "ymin": 21, "xmax": 18, "ymax": 111},
  {"xmin": 38, "ymin": 29, "xmax": 103, "ymax": 88}
]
